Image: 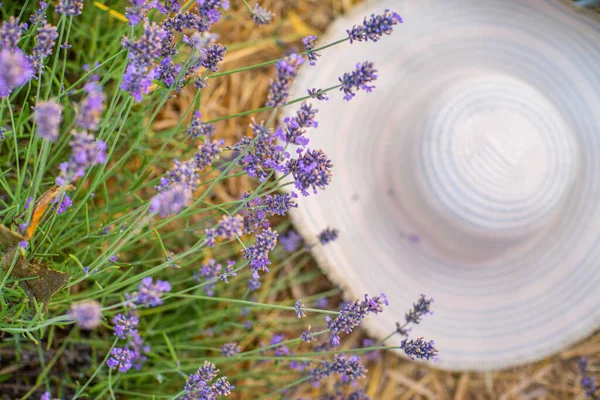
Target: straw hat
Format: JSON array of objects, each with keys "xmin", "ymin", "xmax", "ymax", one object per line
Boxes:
[{"xmin": 285, "ymin": 0, "xmax": 600, "ymax": 371}]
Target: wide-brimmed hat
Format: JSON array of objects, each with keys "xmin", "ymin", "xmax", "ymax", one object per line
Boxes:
[{"xmin": 285, "ymin": 0, "xmax": 600, "ymax": 371}]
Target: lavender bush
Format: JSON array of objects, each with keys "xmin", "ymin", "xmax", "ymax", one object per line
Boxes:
[{"xmin": 0, "ymin": 1, "xmax": 436, "ymax": 398}]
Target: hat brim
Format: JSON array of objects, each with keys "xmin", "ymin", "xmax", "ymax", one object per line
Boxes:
[{"xmin": 281, "ymin": 0, "xmax": 600, "ymax": 371}]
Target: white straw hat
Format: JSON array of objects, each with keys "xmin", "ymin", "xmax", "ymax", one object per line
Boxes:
[{"xmin": 285, "ymin": 0, "xmax": 600, "ymax": 371}]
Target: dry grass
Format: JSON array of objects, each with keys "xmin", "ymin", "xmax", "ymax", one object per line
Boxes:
[{"xmin": 152, "ymin": 0, "xmax": 599, "ymax": 398}]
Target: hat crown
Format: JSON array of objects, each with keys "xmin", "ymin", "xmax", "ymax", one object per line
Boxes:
[{"xmin": 408, "ymin": 75, "xmax": 577, "ymax": 262}]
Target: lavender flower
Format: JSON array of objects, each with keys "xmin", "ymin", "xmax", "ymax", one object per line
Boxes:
[
  {"xmin": 0, "ymin": 48, "xmax": 33, "ymax": 97},
  {"xmin": 315, "ymin": 297, "xmax": 329, "ymax": 309},
  {"xmin": 40, "ymin": 392, "xmax": 51, "ymax": 400},
  {"xmin": 193, "ymin": 258, "xmax": 223, "ymax": 296},
  {"xmin": 0, "ymin": 17, "xmax": 24, "ymax": 51},
  {"xmin": 219, "ymin": 260, "xmax": 237, "ymax": 283},
  {"xmin": 325, "ymin": 294, "xmax": 388, "ymax": 346},
  {"xmin": 55, "ymin": 195, "xmax": 72, "ymax": 214},
  {"xmin": 294, "ymin": 299, "xmax": 306, "ymax": 318},
  {"xmin": 211, "ymin": 377, "xmax": 234, "ymax": 396},
  {"xmin": 187, "ymin": 111, "xmax": 215, "ymax": 139},
  {"xmin": 196, "ymin": 0, "xmax": 230, "ymax": 26},
  {"xmin": 280, "ymin": 229, "xmax": 302, "ymax": 252},
  {"xmin": 282, "ymin": 102, "xmax": 318, "ymax": 146},
  {"xmin": 395, "ymin": 294, "xmax": 435, "ymax": 336},
  {"xmin": 112, "ymin": 313, "xmax": 139, "ymax": 339},
  {"xmin": 287, "ymin": 149, "xmax": 333, "ymax": 196},
  {"xmin": 35, "ymin": 100, "xmax": 62, "ymax": 142},
  {"xmin": 400, "ymin": 337, "xmax": 438, "ymax": 361},
  {"xmin": 301, "ymin": 326, "xmax": 316, "ymax": 343},
  {"xmin": 32, "ymin": 24, "xmax": 58, "ymax": 71},
  {"xmin": 270, "ymin": 334, "xmax": 290, "ymax": 357},
  {"xmin": 339, "ymin": 61, "xmax": 378, "ymax": 101},
  {"xmin": 121, "ymin": 61, "xmax": 155, "ymax": 102},
  {"xmin": 156, "ymin": 158, "xmax": 200, "ymax": 192},
  {"xmin": 76, "ymin": 79, "xmax": 106, "ymax": 131},
  {"xmin": 194, "ymin": 139, "xmax": 223, "ymax": 170},
  {"xmin": 70, "ymin": 300, "xmax": 102, "ymax": 330},
  {"xmin": 155, "ymin": 56, "xmax": 181, "ymax": 87},
  {"xmin": 347, "ymin": 10, "xmax": 403, "ymax": 43},
  {"xmin": 235, "ymin": 119, "xmax": 290, "ymax": 182},
  {"xmin": 242, "ymin": 192, "xmax": 297, "ymax": 234},
  {"xmin": 110, "ymin": 255, "xmax": 117, "ymax": 262},
  {"xmin": 248, "ymin": 275, "xmax": 261, "ymax": 291},
  {"xmin": 310, "ymin": 354, "xmax": 366, "ymax": 386},
  {"xmin": 302, "ymin": 36, "xmax": 320, "ymax": 66},
  {"xmin": 221, "ymin": 342, "xmax": 241, "ymax": 357},
  {"xmin": 56, "ymin": 0, "xmax": 84, "ymax": 16},
  {"xmin": 201, "ymin": 42, "xmax": 226, "ymax": 72},
  {"xmin": 579, "ymin": 357, "xmax": 599, "ymax": 399},
  {"xmin": 205, "ymin": 214, "xmax": 244, "ymax": 246},
  {"xmin": 242, "ymin": 227, "xmax": 278, "ymax": 276},
  {"xmin": 184, "ymin": 361, "xmax": 234, "ymax": 398},
  {"xmin": 244, "ymin": 320, "xmax": 253, "ymax": 331},
  {"xmin": 122, "ymin": 21, "xmax": 167, "ymax": 66},
  {"xmin": 30, "ymin": 2, "xmax": 50, "ymax": 25},
  {"xmin": 251, "ymin": 3, "xmax": 273, "ymax": 25},
  {"xmin": 318, "ymin": 228, "xmax": 338, "ymax": 245},
  {"xmin": 127, "ymin": 331, "xmax": 151, "ymax": 370},
  {"xmin": 56, "ymin": 131, "xmax": 107, "ymax": 186},
  {"xmin": 19, "ymin": 240, "xmax": 28, "ymax": 249},
  {"xmin": 107, "ymin": 347, "xmax": 134, "ymax": 373},
  {"xmin": 150, "ymin": 184, "xmax": 192, "ymax": 218},
  {"xmin": 266, "ymin": 54, "xmax": 304, "ymax": 107},
  {"xmin": 125, "ymin": 0, "xmax": 160, "ymax": 26},
  {"xmin": 307, "ymin": 88, "xmax": 329, "ymax": 101},
  {"xmin": 135, "ymin": 277, "xmax": 172, "ymax": 307}
]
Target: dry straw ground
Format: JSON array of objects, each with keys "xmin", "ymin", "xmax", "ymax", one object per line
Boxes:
[{"xmin": 151, "ymin": 0, "xmax": 599, "ymax": 398}]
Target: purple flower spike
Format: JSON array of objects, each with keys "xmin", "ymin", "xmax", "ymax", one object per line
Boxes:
[
  {"xmin": 107, "ymin": 347, "xmax": 134, "ymax": 373},
  {"xmin": 339, "ymin": 61, "xmax": 378, "ymax": 101},
  {"xmin": 201, "ymin": 42, "xmax": 226, "ymax": 72},
  {"xmin": 0, "ymin": 48, "xmax": 32, "ymax": 97},
  {"xmin": 35, "ymin": 100, "xmax": 63, "ymax": 142},
  {"xmin": 242, "ymin": 227, "xmax": 278, "ymax": 276},
  {"xmin": 301, "ymin": 326, "xmax": 316, "ymax": 342},
  {"xmin": 121, "ymin": 62, "xmax": 155, "ymax": 103},
  {"xmin": 32, "ymin": 24, "xmax": 58, "ymax": 71},
  {"xmin": 56, "ymin": 131, "xmax": 107, "ymax": 186},
  {"xmin": 251, "ymin": 3, "xmax": 273, "ymax": 25},
  {"xmin": 112, "ymin": 313, "xmax": 140, "ymax": 339},
  {"xmin": 318, "ymin": 227, "xmax": 338, "ymax": 245},
  {"xmin": 136, "ymin": 277, "xmax": 171, "ymax": 307},
  {"xmin": 221, "ymin": 342, "xmax": 241, "ymax": 357},
  {"xmin": 77, "ymin": 79, "xmax": 106, "ymax": 131},
  {"xmin": 150, "ymin": 184, "xmax": 191, "ymax": 218},
  {"xmin": 266, "ymin": 54, "xmax": 304, "ymax": 108},
  {"xmin": 56, "ymin": 0, "xmax": 84, "ymax": 16},
  {"xmin": 302, "ymin": 36, "xmax": 320, "ymax": 66},
  {"xmin": 307, "ymin": 87, "xmax": 328, "ymax": 101},
  {"xmin": 187, "ymin": 111, "xmax": 215, "ymax": 139},
  {"xmin": 347, "ymin": 9, "xmax": 403, "ymax": 43},
  {"xmin": 55, "ymin": 195, "xmax": 72, "ymax": 214},
  {"xmin": 325, "ymin": 293, "xmax": 389, "ymax": 346},
  {"xmin": 70, "ymin": 300, "xmax": 102, "ymax": 330},
  {"xmin": 211, "ymin": 377, "xmax": 234, "ymax": 396},
  {"xmin": 280, "ymin": 230, "xmax": 302, "ymax": 252},
  {"xmin": 155, "ymin": 56, "xmax": 181, "ymax": 88},
  {"xmin": 287, "ymin": 149, "xmax": 333, "ymax": 196},
  {"xmin": 400, "ymin": 337, "xmax": 439, "ymax": 361},
  {"xmin": 0, "ymin": 17, "xmax": 25, "ymax": 51},
  {"xmin": 294, "ymin": 299, "xmax": 306, "ymax": 318}
]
